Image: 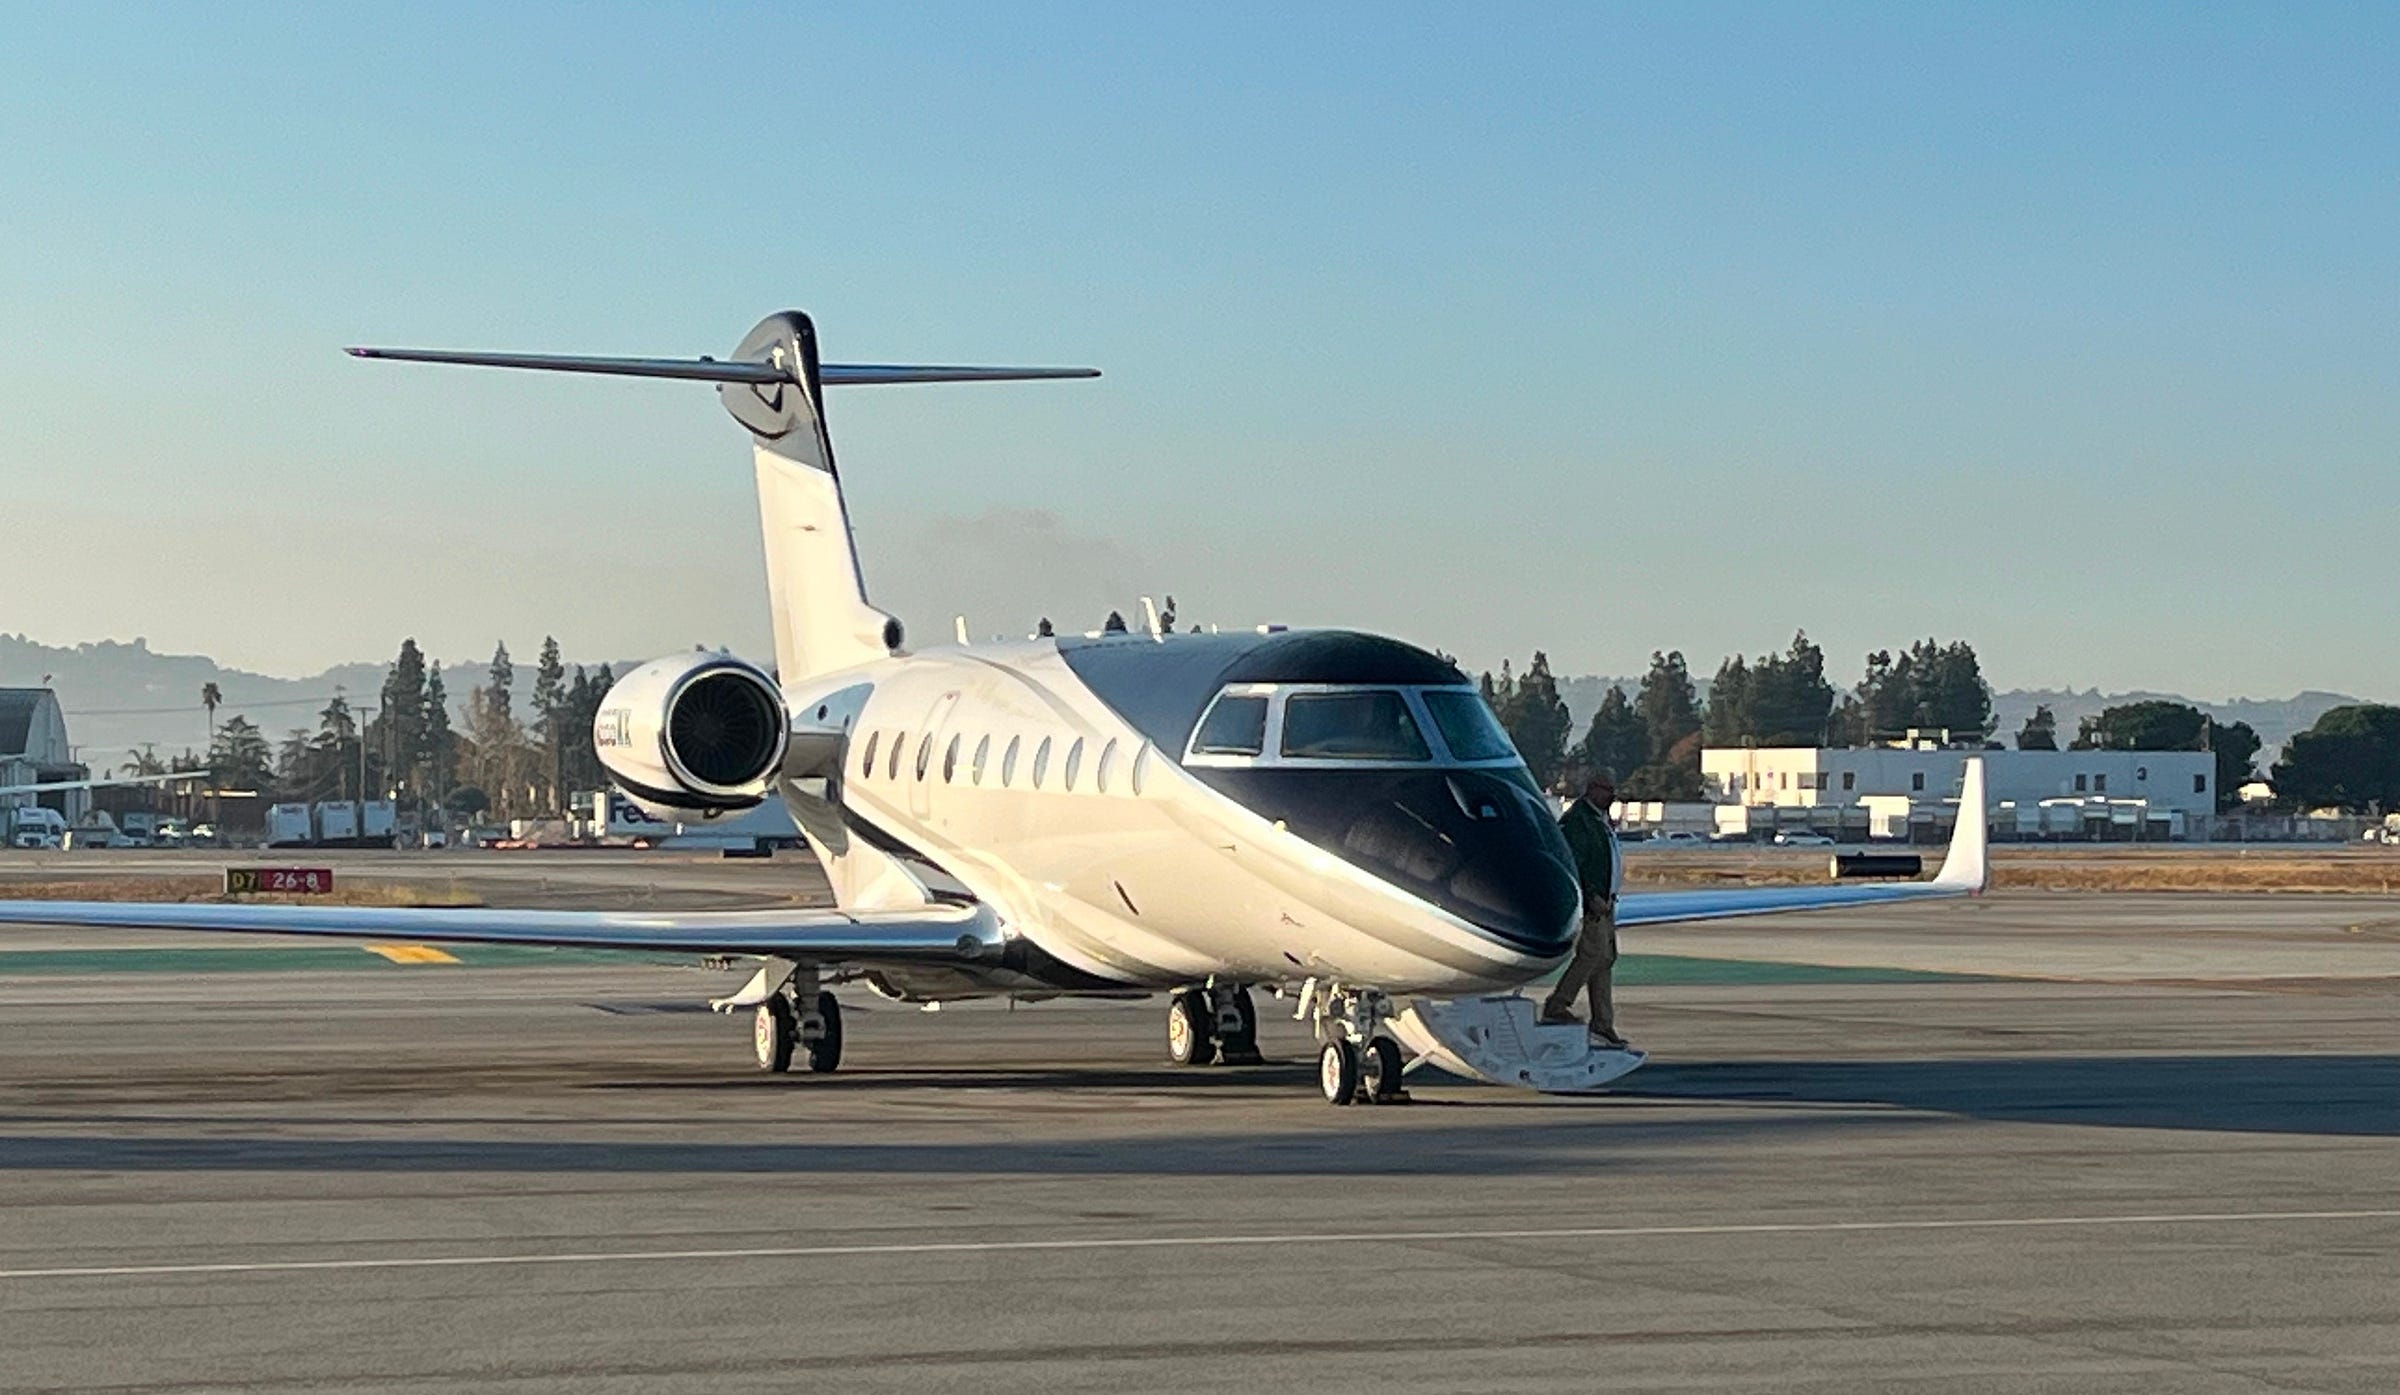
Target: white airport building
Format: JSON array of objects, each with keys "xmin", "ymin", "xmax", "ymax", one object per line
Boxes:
[
  {"xmin": 1687, "ymin": 740, "xmax": 2217, "ymax": 843},
  {"xmin": 0, "ymin": 688, "xmax": 89, "ymax": 823}
]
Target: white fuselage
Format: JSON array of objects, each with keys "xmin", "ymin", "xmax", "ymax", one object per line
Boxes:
[{"xmin": 782, "ymin": 637, "xmax": 1571, "ymax": 997}]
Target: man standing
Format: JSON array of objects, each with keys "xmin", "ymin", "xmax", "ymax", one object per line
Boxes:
[{"xmin": 1540, "ymin": 767, "xmax": 1628, "ymax": 1048}]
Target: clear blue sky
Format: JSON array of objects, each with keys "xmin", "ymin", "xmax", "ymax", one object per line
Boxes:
[{"xmin": 3, "ymin": 4, "xmax": 2393, "ymax": 698}]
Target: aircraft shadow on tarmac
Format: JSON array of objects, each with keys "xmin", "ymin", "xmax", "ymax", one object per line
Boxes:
[
  {"xmin": 2, "ymin": 1054, "xmax": 2392, "ymax": 1177},
  {"xmin": 1620, "ymin": 1053, "xmax": 2400, "ymax": 1138}
]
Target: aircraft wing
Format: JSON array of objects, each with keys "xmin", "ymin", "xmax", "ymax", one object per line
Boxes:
[
  {"xmin": 0, "ymin": 899, "xmax": 1004, "ymax": 965},
  {"xmin": 0, "ymin": 771, "xmax": 212, "ymax": 798},
  {"xmin": 1616, "ymin": 757, "xmax": 1989, "ymax": 929}
]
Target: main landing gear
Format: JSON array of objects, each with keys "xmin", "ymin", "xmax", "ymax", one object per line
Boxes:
[
  {"xmin": 1297, "ymin": 980, "xmax": 1408, "ymax": 1106},
  {"xmin": 752, "ymin": 971, "xmax": 844, "ymax": 1074},
  {"xmin": 1165, "ymin": 980, "xmax": 1261, "ymax": 1066}
]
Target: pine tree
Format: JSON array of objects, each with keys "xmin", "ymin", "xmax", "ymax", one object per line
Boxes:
[
  {"xmin": 377, "ymin": 638, "xmax": 430, "ymax": 806},
  {"xmin": 1625, "ymin": 651, "xmax": 1704, "ymax": 800},
  {"xmin": 422, "ymin": 662, "xmax": 456, "ymax": 814},
  {"xmin": 1501, "ymin": 651, "xmax": 1573, "ymax": 788},
  {"xmin": 532, "ymin": 636, "xmax": 566, "ymax": 814},
  {"xmin": 1704, "ymin": 656, "xmax": 1751, "ymax": 746},
  {"xmin": 1577, "ymin": 684, "xmax": 1647, "ymax": 780},
  {"xmin": 2016, "ymin": 704, "xmax": 2059, "ymax": 751}
]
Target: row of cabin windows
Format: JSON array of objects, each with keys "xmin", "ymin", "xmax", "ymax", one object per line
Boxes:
[{"xmin": 852, "ymin": 728, "xmax": 1147, "ymax": 796}]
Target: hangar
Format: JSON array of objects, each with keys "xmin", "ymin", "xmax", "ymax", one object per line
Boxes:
[{"xmin": 0, "ymin": 687, "xmax": 89, "ymax": 821}]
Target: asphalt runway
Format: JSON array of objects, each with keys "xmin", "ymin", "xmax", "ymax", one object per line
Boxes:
[{"xmin": 2, "ymin": 858, "xmax": 2397, "ymax": 1392}]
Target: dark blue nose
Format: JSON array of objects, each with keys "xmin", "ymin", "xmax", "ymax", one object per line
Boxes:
[{"xmin": 1187, "ymin": 767, "xmax": 1581, "ymax": 955}]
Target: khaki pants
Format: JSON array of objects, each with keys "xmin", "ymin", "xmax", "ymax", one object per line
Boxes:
[{"xmin": 1540, "ymin": 901, "xmax": 1618, "ymax": 1036}]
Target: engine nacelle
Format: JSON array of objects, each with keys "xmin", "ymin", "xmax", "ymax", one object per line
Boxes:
[{"xmin": 594, "ymin": 654, "xmax": 789, "ymax": 819}]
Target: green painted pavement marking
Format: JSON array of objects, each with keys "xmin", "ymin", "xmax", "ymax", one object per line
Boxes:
[
  {"xmin": 1616, "ymin": 953, "xmax": 1981, "ymax": 986},
  {"xmin": 0, "ymin": 945, "xmax": 1978, "ymax": 983}
]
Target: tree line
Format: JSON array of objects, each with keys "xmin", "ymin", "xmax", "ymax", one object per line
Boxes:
[
  {"xmin": 1472, "ymin": 636, "xmax": 2400, "ymax": 815},
  {"xmin": 190, "ymin": 638, "xmax": 617, "ymax": 826},
  {"xmin": 1482, "ymin": 634, "xmax": 2003, "ymax": 801}
]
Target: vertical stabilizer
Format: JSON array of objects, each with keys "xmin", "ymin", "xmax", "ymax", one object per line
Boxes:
[
  {"xmin": 346, "ymin": 311, "xmax": 1095, "ymax": 686},
  {"xmin": 718, "ymin": 312, "xmax": 900, "ymax": 682}
]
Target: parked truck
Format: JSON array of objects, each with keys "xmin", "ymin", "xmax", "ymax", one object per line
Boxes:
[
  {"xmin": 265, "ymin": 803, "xmax": 315, "ymax": 848},
  {"xmin": 5, "ymin": 806, "xmax": 69, "ymax": 850}
]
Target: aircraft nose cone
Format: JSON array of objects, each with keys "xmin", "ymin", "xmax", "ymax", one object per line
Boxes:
[
  {"xmin": 1438, "ymin": 817, "xmax": 1582, "ymax": 955},
  {"xmin": 1187, "ymin": 765, "xmax": 1582, "ymax": 957}
]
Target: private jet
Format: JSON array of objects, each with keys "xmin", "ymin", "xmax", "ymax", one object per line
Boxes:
[{"xmin": 0, "ymin": 311, "xmax": 1987, "ymax": 1103}]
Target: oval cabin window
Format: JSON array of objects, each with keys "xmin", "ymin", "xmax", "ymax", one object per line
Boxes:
[
  {"xmin": 914, "ymin": 733, "xmax": 933, "ymax": 781},
  {"xmin": 1002, "ymin": 735, "xmax": 1022, "ymax": 786},
  {"xmin": 1064, "ymin": 738, "xmax": 1086, "ymax": 791},
  {"xmin": 942, "ymin": 734, "xmax": 961, "ymax": 783},
  {"xmin": 971, "ymin": 734, "xmax": 991, "ymax": 785},
  {"xmin": 1096, "ymin": 739, "xmax": 1118, "ymax": 793},
  {"xmin": 1032, "ymin": 736, "xmax": 1053, "ymax": 789},
  {"xmin": 860, "ymin": 731, "xmax": 880, "ymax": 780},
  {"xmin": 888, "ymin": 732, "xmax": 907, "ymax": 781}
]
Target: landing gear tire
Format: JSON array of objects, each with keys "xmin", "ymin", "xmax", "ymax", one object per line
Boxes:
[
  {"xmin": 754, "ymin": 996, "xmax": 796, "ymax": 1073},
  {"xmin": 1217, "ymin": 987, "xmax": 1263, "ymax": 1065},
  {"xmin": 804, "ymin": 991, "xmax": 844, "ymax": 1073},
  {"xmin": 1319, "ymin": 1039, "xmax": 1360, "ymax": 1105},
  {"xmin": 1168, "ymin": 990, "xmax": 1217, "ymax": 1066},
  {"xmin": 1360, "ymin": 1035, "xmax": 1407, "ymax": 1103}
]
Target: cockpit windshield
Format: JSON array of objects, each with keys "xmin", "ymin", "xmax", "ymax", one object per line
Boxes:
[
  {"xmin": 1184, "ymin": 684, "xmax": 1520, "ymax": 768},
  {"xmin": 1419, "ymin": 689, "xmax": 1516, "ymax": 762},
  {"xmin": 1280, "ymin": 690, "xmax": 1430, "ymax": 761}
]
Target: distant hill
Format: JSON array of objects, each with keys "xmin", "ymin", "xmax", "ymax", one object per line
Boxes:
[{"xmin": 0, "ymin": 635, "xmax": 637, "ymax": 765}]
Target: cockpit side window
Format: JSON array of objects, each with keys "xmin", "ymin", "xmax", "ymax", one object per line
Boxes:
[
  {"xmin": 1280, "ymin": 690, "xmax": 1431, "ymax": 762},
  {"xmin": 1420, "ymin": 689, "xmax": 1517, "ymax": 763},
  {"xmin": 1192, "ymin": 694, "xmax": 1269, "ymax": 756}
]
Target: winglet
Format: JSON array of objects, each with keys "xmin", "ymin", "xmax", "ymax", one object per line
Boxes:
[{"xmin": 1932, "ymin": 756, "xmax": 1989, "ymax": 892}]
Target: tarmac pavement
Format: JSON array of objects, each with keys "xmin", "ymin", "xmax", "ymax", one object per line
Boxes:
[{"xmin": 0, "ymin": 862, "xmax": 2395, "ymax": 1392}]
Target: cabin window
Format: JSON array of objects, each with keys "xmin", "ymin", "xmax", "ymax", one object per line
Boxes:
[
  {"xmin": 859, "ymin": 732, "xmax": 879, "ymax": 780},
  {"xmin": 915, "ymin": 733, "xmax": 933, "ymax": 781},
  {"xmin": 942, "ymin": 734, "xmax": 961, "ymax": 783},
  {"xmin": 1419, "ymin": 689, "xmax": 1514, "ymax": 762},
  {"xmin": 888, "ymin": 731, "xmax": 907, "ymax": 781},
  {"xmin": 1032, "ymin": 736, "xmax": 1053, "ymax": 789},
  {"xmin": 2074, "ymin": 774, "xmax": 2087, "ymax": 792},
  {"xmin": 1096, "ymin": 739, "xmax": 1118, "ymax": 793},
  {"xmin": 1064, "ymin": 737, "xmax": 1086, "ymax": 790},
  {"xmin": 1281, "ymin": 690, "xmax": 1430, "ymax": 762},
  {"xmin": 1131, "ymin": 743, "xmax": 1150, "ymax": 796},
  {"xmin": 972, "ymin": 734, "xmax": 991, "ymax": 785},
  {"xmin": 1192, "ymin": 694, "xmax": 1269, "ymax": 756},
  {"xmin": 2094, "ymin": 773, "xmax": 2107, "ymax": 793},
  {"xmin": 1911, "ymin": 772, "xmax": 1925, "ymax": 791},
  {"xmin": 1002, "ymin": 735, "xmax": 1022, "ymax": 786},
  {"xmin": 1841, "ymin": 771, "xmax": 1855, "ymax": 791}
]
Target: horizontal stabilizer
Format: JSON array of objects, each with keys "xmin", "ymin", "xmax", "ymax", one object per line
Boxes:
[{"xmin": 345, "ymin": 346, "xmax": 1098, "ymax": 386}]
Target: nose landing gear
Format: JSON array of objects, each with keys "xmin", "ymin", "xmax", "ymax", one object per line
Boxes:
[{"xmin": 1298, "ymin": 980, "xmax": 1409, "ymax": 1105}]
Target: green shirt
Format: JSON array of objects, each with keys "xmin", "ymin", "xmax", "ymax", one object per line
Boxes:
[{"xmin": 1560, "ymin": 796, "xmax": 1618, "ymax": 902}]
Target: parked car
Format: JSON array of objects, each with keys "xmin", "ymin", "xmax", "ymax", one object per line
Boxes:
[
  {"xmin": 1653, "ymin": 830, "xmax": 1709, "ymax": 846},
  {"xmin": 1774, "ymin": 831, "xmax": 1837, "ymax": 847}
]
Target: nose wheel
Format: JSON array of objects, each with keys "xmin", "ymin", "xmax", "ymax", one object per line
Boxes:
[{"xmin": 1298, "ymin": 980, "xmax": 1410, "ymax": 1104}]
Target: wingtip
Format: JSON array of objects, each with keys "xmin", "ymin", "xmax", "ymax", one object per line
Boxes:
[{"xmin": 1934, "ymin": 756, "xmax": 1990, "ymax": 893}]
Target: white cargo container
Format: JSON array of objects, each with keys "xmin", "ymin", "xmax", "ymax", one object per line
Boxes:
[
  {"xmin": 266, "ymin": 803, "xmax": 315, "ymax": 847},
  {"xmin": 361, "ymin": 800, "xmax": 397, "ymax": 845},
  {"xmin": 314, "ymin": 800, "xmax": 360, "ymax": 843}
]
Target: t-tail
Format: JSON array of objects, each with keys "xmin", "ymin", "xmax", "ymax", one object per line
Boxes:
[{"xmin": 348, "ymin": 312, "xmax": 1096, "ymax": 684}]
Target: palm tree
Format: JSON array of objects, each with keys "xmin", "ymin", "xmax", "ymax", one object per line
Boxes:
[
  {"xmin": 119, "ymin": 745, "xmax": 166, "ymax": 779},
  {"xmin": 200, "ymin": 682, "xmax": 224, "ymax": 830}
]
